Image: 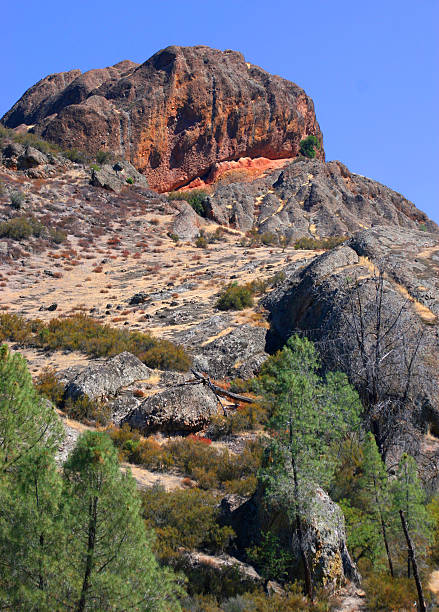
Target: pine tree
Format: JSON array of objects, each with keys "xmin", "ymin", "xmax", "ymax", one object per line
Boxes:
[
  {"xmin": 258, "ymin": 335, "xmax": 361, "ymax": 597},
  {"xmin": 0, "ymin": 344, "xmax": 63, "ymax": 473},
  {"xmin": 60, "ymin": 431, "xmax": 184, "ymax": 611},
  {"xmin": 359, "ymin": 432, "xmax": 394, "ymax": 576},
  {"xmin": 391, "ymin": 453, "xmax": 432, "ymax": 577},
  {"xmin": 0, "ymin": 449, "xmax": 64, "ymax": 610}
]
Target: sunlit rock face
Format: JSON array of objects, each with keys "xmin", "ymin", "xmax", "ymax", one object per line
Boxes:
[{"xmin": 2, "ymin": 46, "xmax": 324, "ymax": 191}]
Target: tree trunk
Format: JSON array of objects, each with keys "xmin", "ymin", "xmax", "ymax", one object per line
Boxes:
[
  {"xmin": 291, "ymin": 456, "xmax": 313, "ymax": 601},
  {"xmin": 76, "ymin": 496, "xmax": 98, "ymax": 612},
  {"xmin": 373, "ymin": 476, "xmax": 394, "ymax": 577},
  {"xmin": 399, "ymin": 510, "xmax": 426, "ymax": 612}
]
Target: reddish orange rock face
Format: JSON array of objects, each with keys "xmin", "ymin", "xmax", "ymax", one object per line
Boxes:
[{"xmin": 2, "ymin": 46, "xmax": 324, "ymax": 192}]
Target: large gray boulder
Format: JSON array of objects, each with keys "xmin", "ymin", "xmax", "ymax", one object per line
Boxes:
[
  {"xmin": 193, "ymin": 324, "xmax": 268, "ymax": 379},
  {"xmin": 17, "ymin": 145, "xmax": 48, "ymax": 169},
  {"xmin": 171, "ymin": 201, "xmax": 202, "ymax": 240},
  {"xmin": 223, "ymin": 481, "xmax": 359, "ymax": 591},
  {"xmin": 263, "ymin": 226, "xmax": 439, "ymax": 458},
  {"xmin": 122, "ymin": 383, "xmax": 218, "ymax": 434},
  {"xmin": 176, "ymin": 316, "xmax": 268, "ymax": 379},
  {"xmin": 64, "ymin": 352, "xmax": 153, "ymax": 402},
  {"xmin": 91, "ymin": 160, "xmax": 148, "ymax": 192}
]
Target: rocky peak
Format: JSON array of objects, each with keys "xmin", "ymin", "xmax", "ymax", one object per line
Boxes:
[{"xmin": 1, "ymin": 45, "xmax": 323, "ymax": 191}]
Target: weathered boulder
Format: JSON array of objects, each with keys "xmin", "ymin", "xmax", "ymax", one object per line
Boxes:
[
  {"xmin": 171, "ymin": 201, "xmax": 202, "ymax": 240},
  {"xmin": 179, "ymin": 551, "xmax": 282, "ymax": 597},
  {"xmin": 192, "ymin": 323, "xmax": 268, "ymax": 379},
  {"xmin": 17, "ymin": 146, "xmax": 48, "ymax": 169},
  {"xmin": 122, "ymin": 383, "xmax": 218, "ymax": 433},
  {"xmin": 263, "ymin": 226, "xmax": 439, "ymax": 457},
  {"xmin": 2, "ymin": 46, "xmax": 323, "ymax": 192},
  {"xmin": 223, "ymin": 481, "xmax": 359, "ymax": 591},
  {"xmin": 90, "ymin": 160, "xmax": 148, "ymax": 192},
  {"xmin": 64, "ymin": 352, "xmax": 153, "ymax": 402},
  {"xmin": 2, "ymin": 142, "xmax": 25, "ymax": 159}
]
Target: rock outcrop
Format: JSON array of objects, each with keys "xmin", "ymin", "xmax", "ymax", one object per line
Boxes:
[
  {"xmin": 64, "ymin": 352, "xmax": 153, "ymax": 402},
  {"xmin": 204, "ymin": 159, "xmax": 437, "ymax": 237},
  {"xmin": 2, "ymin": 46, "xmax": 323, "ymax": 191},
  {"xmin": 90, "ymin": 160, "xmax": 149, "ymax": 192},
  {"xmin": 122, "ymin": 383, "xmax": 218, "ymax": 433},
  {"xmin": 222, "ymin": 482, "xmax": 359, "ymax": 590},
  {"xmin": 263, "ymin": 226, "xmax": 439, "ymax": 456}
]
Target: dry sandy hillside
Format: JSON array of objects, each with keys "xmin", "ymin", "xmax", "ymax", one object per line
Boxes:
[{"xmin": 0, "ymin": 160, "xmax": 316, "ymax": 376}]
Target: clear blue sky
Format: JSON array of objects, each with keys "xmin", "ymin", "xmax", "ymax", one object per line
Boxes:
[{"xmin": 2, "ymin": 0, "xmax": 438, "ymax": 222}]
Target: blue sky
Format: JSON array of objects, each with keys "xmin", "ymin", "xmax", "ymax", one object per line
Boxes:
[{"xmin": 2, "ymin": 0, "xmax": 438, "ymax": 222}]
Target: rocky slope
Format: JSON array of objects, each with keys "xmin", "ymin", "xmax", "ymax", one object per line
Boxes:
[
  {"xmin": 1, "ymin": 47, "xmax": 439, "ymax": 601},
  {"xmin": 204, "ymin": 158, "xmax": 437, "ymax": 236},
  {"xmin": 2, "ymin": 46, "xmax": 323, "ymax": 191}
]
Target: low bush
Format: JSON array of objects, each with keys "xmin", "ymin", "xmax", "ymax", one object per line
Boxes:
[
  {"xmin": 63, "ymin": 394, "xmax": 111, "ymax": 426},
  {"xmin": 126, "ymin": 177, "xmax": 134, "ymax": 185},
  {"xmin": 183, "ymin": 584, "xmax": 331, "ymax": 611},
  {"xmin": 207, "ymin": 403, "xmax": 268, "ymax": 438},
  {"xmin": 34, "ymin": 367, "xmax": 65, "ymax": 405},
  {"xmin": 95, "ymin": 150, "xmax": 112, "ymax": 164},
  {"xmin": 0, "ymin": 125, "xmax": 59, "ymax": 154},
  {"xmin": 62, "ymin": 149, "xmax": 89, "ymax": 164},
  {"xmin": 109, "ymin": 426, "xmax": 264, "ymax": 494},
  {"xmin": 0, "ymin": 216, "xmax": 44, "ymax": 240},
  {"xmin": 48, "ymin": 227, "xmax": 67, "ymax": 244},
  {"xmin": 299, "ymin": 135, "xmax": 320, "ymax": 159},
  {"xmin": 268, "ymin": 269, "xmax": 287, "ymax": 288},
  {"xmin": 216, "ymin": 283, "xmax": 254, "ymax": 311},
  {"xmin": 363, "ymin": 573, "xmax": 419, "ymax": 611},
  {"xmin": 195, "ymin": 233, "xmax": 208, "ymax": 249},
  {"xmin": 294, "ymin": 235, "xmax": 347, "ymax": 250},
  {"xmin": 141, "ymin": 486, "xmax": 235, "ymax": 561},
  {"xmin": 9, "ymin": 190, "xmax": 25, "ymax": 210},
  {"xmin": 168, "ymin": 189, "xmax": 209, "ymax": 217},
  {"xmin": 0, "ymin": 313, "xmax": 191, "ymax": 371}
]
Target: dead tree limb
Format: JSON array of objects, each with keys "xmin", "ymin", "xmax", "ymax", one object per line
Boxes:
[
  {"xmin": 399, "ymin": 510, "xmax": 426, "ymax": 612},
  {"xmin": 191, "ymin": 370, "xmax": 254, "ymax": 404}
]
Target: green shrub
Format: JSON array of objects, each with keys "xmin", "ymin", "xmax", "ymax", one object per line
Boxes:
[
  {"xmin": 216, "ymin": 283, "xmax": 254, "ymax": 311},
  {"xmin": 195, "ymin": 233, "xmax": 208, "ymax": 249},
  {"xmin": 96, "ymin": 150, "xmax": 112, "ymax": 164},
  {"xmin": 90, "ymin": 163, "xmax": 100, "ymax": 172},
  {"xmin": 63, "ymin": 149, "xmax": 89, "ymax": 164},
  {"xmin": 0, "ymin": 313, "xmax": 191, "ymax": 371},
  {"xmin": 49, "ymin": 227, "xmax": 67, "ymax": 244},
  {"xmin": 141, "ymin": 486, "xmax": 235, "ymax": 560},
  {"xmin": 168, "ymin": 189, "xmax": 209, "ymax": 217},
  {"xmin": 9, "ymin": 190, "xmax": 25, "ymax": 210},
  {"xmin": 63, "ymin": 394, "xmax": 111, "ymax": 426},
  {"xmin": 0, "ymin": 126, "xmax": 59, "ymax": 154},
  {"xmin": 363, "ymin": 573, "xmax": 419, "ymax": 611},
  {"xmin": 246, "ymin": 531, "xmax": 294, "ymax": 581},
  {"xmin": 294, "ymin": 235, "xmax": 347, "ymax": 250},
  {"xmin": 0, "ymin": 216, "xmax": 44, "ymax": 240},
  {"xmin": 109, "ymin": 426, "xmax": 263, "ymax": 494},
  {"xmin": 269, "ymin": 270, "xmax": 286, "ymax": 287},
  {"xmin": 34, "ymin": 367, "xmax": 65, "ymax": 405},
  {"xmin": 260, "ymin": 231, "xmax": 277, "ymax": 246},
  {"xmin": 299, "ymin": 135, "xmax": 320, "ymax": 159},
  {"xmin": 126, "ymin": 177, "xmax": 134, "ymax": 185}
]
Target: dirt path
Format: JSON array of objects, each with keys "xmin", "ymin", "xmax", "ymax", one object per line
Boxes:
[
  {"xmin": 333, "ymin": 584, "xmax": 367, "ymax": 611},
  {"xmin": 121, "ymin": 463, "xmax": 191, "ymax": 491}
]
